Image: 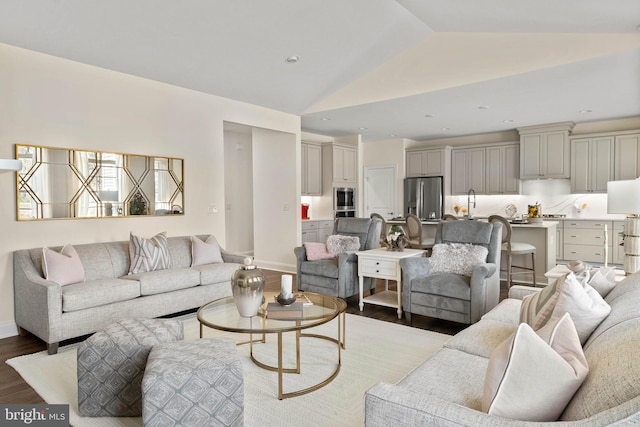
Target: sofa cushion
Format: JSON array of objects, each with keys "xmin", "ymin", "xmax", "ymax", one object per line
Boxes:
[
  {"xmin": 397, "ymin": 347, "xmax": 488, "ymax": 411},
  {"xmin": 129, "ymin": 232, "xmax": 171, "ymax": 274},
  {"xmin": 126, "ymin": 268, "xmax": 200, "ymax": 296},
  {"xmin": 42, "ymin": 244, "xmax": 85, "ymax": 286},
  {"xmin": 410, "ymin": 272, "xmax": 471, "ymax": 300},
  {"xmin": 561, "ymin": 317, "xmax": 640, "ymax": 421},
  {"xmin": 445, "ymin": 319, "xmax": 517, "ymax": 359},
  {"xmin": 193, "ymin": 262, "xmax": 241, "ymax": 285},
  {"xmin": 483, "ymin": 313, "xmax": 588, "ymax": 421},
  {"xmin": 191, "ymin": 235, "xmax": 223, "ymax": 266},
  {"xmin": 480, "ymin": 298, "xmax": 521, "ymax": 325},
  {"xmin": 61, "ymin": 278, "xmax": 141, "ymax": 312},
  {"xmin": 429, "ymin": 243, "xmax": 488, "ymax": 276},
  {"xmin": 300, "ymin": 259, "xmax": 339, "ymax": 278}
]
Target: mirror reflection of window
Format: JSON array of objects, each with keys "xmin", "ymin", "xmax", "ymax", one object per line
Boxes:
[{"xmin": 15, "ymin": 145, "xmax": 184, "ymax": 220}]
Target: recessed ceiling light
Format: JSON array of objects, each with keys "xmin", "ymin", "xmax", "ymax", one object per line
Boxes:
[
  {"xmin": 320, "ymin": 117, "xmax": 331, "ymax": 121},
  {"xmin": 441, "ymin": 127, "xmax": 450, "ymax": 131},
  {"xmin": 285, "ymin": 55, "xmax": 300, "ymax": 63},
  {"xmin": 503, "ymin": 119, "xmax": 514, "ymax": 123},
  {"xmin": 579, "ymin": 109, "xmax": 593, "ymax": 114},
  {"xmin": 359, "ymin": 127, "xmax": 368, "ymax": 130},
  {"xmin": 478, "ymin": 106, "xmax": 490, "ymax": 110},
  {"xmin": 424, "ymin": 114, "xmax": 436, "ymax": 118},
  {"xmin": 389, "ymin": 134, "xmax": 397, "ymax": 137}
]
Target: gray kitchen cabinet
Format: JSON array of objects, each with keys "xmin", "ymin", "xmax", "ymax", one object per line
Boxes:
[
  {"xmin": 614, "ymin": 133, "xmax": 640, "ymax": 180},
  {"xmin": 301, "ymin": 142, "xmax": 322, "ymax": 196},
  {"xmin": 485, "ymin": 144, "xmax": 520, "ymax": 195},
  {"xmin": 323, "ymin": 143, "xmax": 357, "ymax": 186},
  {"xmin": 613, "ymin": 221, "xmax": 625, "ymax": 265},
  {"xmin": 518, "ymin": 122, "xmax": 573, "ymax": 179},
  {"xmin": 563, "ymin": 220, "xmax": 613, "ymax": 264},
  {"xmin": 570, "ymin": 136, "xmax": 614, "ymax": 193},
  {"xmin": 406, "ymin": 148, "xmax": 446, "ymax": 177},
  {"xmin": 451, "ymin": 147, "xmax": 485, "ymax": 195},
  {"xmin": 302, "ymin": 219, "xmax": 334, "ymax": 243}
]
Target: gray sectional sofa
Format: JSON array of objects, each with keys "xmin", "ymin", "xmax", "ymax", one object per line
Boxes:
[
  {"xmin": 14, "ymin": 234, "xmax": 245, "ymax": 354},
  {"xmin": 365, "ymin": 274, "xmax": 640, "ymax": 426}
]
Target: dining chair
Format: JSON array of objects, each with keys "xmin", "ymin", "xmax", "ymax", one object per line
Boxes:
[{"xmin": 406, "ymin": 214, "xmax": 434, "ymax": 252}]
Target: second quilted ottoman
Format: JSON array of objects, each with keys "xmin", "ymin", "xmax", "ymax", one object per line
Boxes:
[{"xmin": 142, "ymin": 337, "xmax": 244, "ymax": 427}]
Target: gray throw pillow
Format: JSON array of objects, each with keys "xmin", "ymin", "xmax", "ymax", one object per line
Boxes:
[
  {"xmin": 326, "ymin": 235, "xmax": 360, "ymax": 255},
  {"xmin": 429, "ymin": 243, "xmax": 488, "ymax": 276}
]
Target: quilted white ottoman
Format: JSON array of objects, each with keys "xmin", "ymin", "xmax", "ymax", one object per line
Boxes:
[
  {"xmin": 77, "ymin": 318, "xmax": 184, "ymax": 417},
  {"xmin": 142, "ymin": 338, "xmax": 244, "ymax": 427}
]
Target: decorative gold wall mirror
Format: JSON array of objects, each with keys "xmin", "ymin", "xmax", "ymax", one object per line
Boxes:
[{"xmin": 16, "ymin": 145, "xmax": 184, "ymax": 220}]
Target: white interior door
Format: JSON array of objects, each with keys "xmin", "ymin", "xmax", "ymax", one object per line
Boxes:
[{"xmin": 364, "ymin": 165, "xmax": 396, "ymax": 218}]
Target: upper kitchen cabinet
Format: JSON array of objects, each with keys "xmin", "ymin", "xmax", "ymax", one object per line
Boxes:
[
  {"xmin": 406, "ymin": 148, "xmax": 446, "ymax": 177},
  {"xmin": 301, "ymin": 141, "xmax": 322, "ymax": 196},
  {"xmin": 570, "ymin": 136, "xmax": 614, "ymax": 193},
  {"xmin": 323, "ymin": 143, "xmax": 357, "ymax": 186},
  {"xmin": 486, "ymin": 143, "xmax": 520, "ymax": 195},
  {"xmin": 518, "ymin": 122, "xmax": 574, "ymax": 179},
  {"xmin": 451, "ymin": 147, "xmax": 485, "ymax": 194},
  {"xmin": 614, "ymin": 132, "xmax": 640, "ymax": 180}
]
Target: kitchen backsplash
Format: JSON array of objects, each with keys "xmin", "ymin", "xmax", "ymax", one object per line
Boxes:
[{"xmin": 451, "ymin": 179, "xmax": 626, "ymax": 220}]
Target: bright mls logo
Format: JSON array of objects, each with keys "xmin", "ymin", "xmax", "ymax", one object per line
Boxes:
[{"xmin": 1, "ymin": 404, "xmax": 68, "ymax": 426}]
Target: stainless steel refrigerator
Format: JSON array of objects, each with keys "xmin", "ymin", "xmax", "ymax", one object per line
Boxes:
[{"xmin": 404, "ymin": 176, "xmax": 444, "ymax": 220}]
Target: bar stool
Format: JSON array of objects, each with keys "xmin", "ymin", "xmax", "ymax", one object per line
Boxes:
[
  {"xmin": 442, "ymin": 214, "xmax": 458, "ymax": 221},
  {"xmin": 488, "ymin": 215, "xmax": 537, "ymax": 288},
  {"xmin": 406, "ymin": 214, "xmax": 434, "ymax": 254}
]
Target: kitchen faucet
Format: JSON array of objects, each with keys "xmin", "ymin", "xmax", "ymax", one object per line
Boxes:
[{"xmin": 467, "ymin": 189, "xmax": 476, "ymax": 219}]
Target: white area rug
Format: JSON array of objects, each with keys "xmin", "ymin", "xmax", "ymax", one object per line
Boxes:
[{"xmin": 7, "ymin": 314, "xmax": 450, "ymax": 427}]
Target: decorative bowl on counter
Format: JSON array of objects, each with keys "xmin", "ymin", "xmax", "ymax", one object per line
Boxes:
[{"xmin": 528, "ymin": 217, "xmax": 543, "ymax": 223}]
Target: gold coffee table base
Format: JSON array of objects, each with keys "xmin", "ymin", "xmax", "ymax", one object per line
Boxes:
[
  {"xmin": 248, "ymin": 311, "xmax": 346, "ymax": 399},
  {"xmin": 198, "ymin": 293, "xmax": 347, "ymax": 400}
]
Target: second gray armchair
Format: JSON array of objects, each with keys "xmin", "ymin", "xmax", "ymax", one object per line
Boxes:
[
  {"xmin": 400, "ymin": 219, "xmax": 503, "ymax": 325},
  {"xmin": 294, "ymin": 217, "xmax": 383, "ymax": 299}
]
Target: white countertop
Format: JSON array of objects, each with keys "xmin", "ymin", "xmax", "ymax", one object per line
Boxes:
[{"xmin": 387, "ymin": 218, "xmax": 557, "ymax": 229}]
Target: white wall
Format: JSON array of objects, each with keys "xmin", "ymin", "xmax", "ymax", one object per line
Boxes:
[
  {"xmin": 252, "ymin": 127, "xmax": 299, "ymax": 271},
  {"xmin": 0, "ymin": 43, "xmax": 300, "ymax": 336},
  {"xmin": 224, "ymin": 127, "xmax": 254, "ymax": 255}
]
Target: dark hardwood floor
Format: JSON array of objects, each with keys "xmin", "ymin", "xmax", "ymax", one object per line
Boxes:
[{"xmin": 0, "ymin": 269, "xmax": 510, "ymax": 404}]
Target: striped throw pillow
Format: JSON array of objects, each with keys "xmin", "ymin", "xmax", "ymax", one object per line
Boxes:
[
  {"xmin": 519, "ymin": 273, "xmax": 566, "ymax": 330},
  {"xmin": 129, "ymin": 232, "xmax": 170, "ymax": 274}
]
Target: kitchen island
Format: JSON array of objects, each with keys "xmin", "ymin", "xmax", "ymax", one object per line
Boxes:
[{"xmin": 387, "ymin": 218, "xmax": 557, "ymax": 285}]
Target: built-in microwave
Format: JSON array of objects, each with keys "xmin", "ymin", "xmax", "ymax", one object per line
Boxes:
[{"xmin": 334, "ymin": 187, "xmax": 356, "ymax": 216}]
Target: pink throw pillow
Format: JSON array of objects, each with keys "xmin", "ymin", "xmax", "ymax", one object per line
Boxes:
[
  {"xmin": 42, "ymin": 244, "xmax": 86, "ymax": 286},
  {"xmin": 304, "ymin": 242, "xmax": 335, "ymax": 261}
]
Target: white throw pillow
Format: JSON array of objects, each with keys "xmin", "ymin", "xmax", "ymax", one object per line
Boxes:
[
  {"xmin": 483, "ymin": 313, "xmax": 589, "ymax": 421},
  {"xmin": 326, "ymin": 235, "xmax": 360, "ymax": 255},
  {"xmin": 587, "ymin": 267, "xmax": 616, "ymax": 298},
  {"xmin": 550, "ymin": 273, "xmax": 611, "ymax": 345},
  {"xmin": 42, "ymin": 244, "xmax": 86, "ymax": 286},
  {"xmin": 129, "ymin": 232, "xmax": 170, "ymax": 274},
  {"xmin": 191, "ymin": 235, "xmax": 224, "ymax": 266},
  {"xmin": 429, "ymin": 243, "xmax": 488, "ymax": 276}
]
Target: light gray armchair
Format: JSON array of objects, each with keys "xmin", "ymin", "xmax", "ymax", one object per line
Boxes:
[
  {"xmin": 294, "ymin": 217, "xmax": 383, "ymax": 298},
  {"xmin": 400, "ymin": 219, "xmax": 502, "ymax": 325}
]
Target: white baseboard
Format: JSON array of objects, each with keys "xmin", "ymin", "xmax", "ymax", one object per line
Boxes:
[
  {"xmin": 0, "ymin": 321, "xmax": 18, "ymax": 339},
  {"xmin": 253, "ymin": 260, "xmax": 295, "ymax": 274}
]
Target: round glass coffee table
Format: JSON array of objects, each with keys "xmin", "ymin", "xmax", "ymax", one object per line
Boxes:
[{"xmin": 197, "ymin": 292, "xmax": 346, "ymax": 399}]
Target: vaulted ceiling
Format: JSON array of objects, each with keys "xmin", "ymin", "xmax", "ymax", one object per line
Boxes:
[{"xmin": 1, "ymin": 0, "xmax": 638, "ymax": 141}]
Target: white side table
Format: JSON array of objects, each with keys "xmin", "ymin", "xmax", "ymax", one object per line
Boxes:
[{"xmin": 356, "ymin": 248, "xmax": 426, "ymax": 319}]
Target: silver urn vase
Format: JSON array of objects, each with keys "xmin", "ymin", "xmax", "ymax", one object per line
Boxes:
[{"xmin": 231, "ymin": 259, "xmax": 265, "ymax": 317}]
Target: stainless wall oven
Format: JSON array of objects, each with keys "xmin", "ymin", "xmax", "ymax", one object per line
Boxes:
[{"xmin": 334, "ymin": 187, "xmax": 356, "ymax": 218}]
